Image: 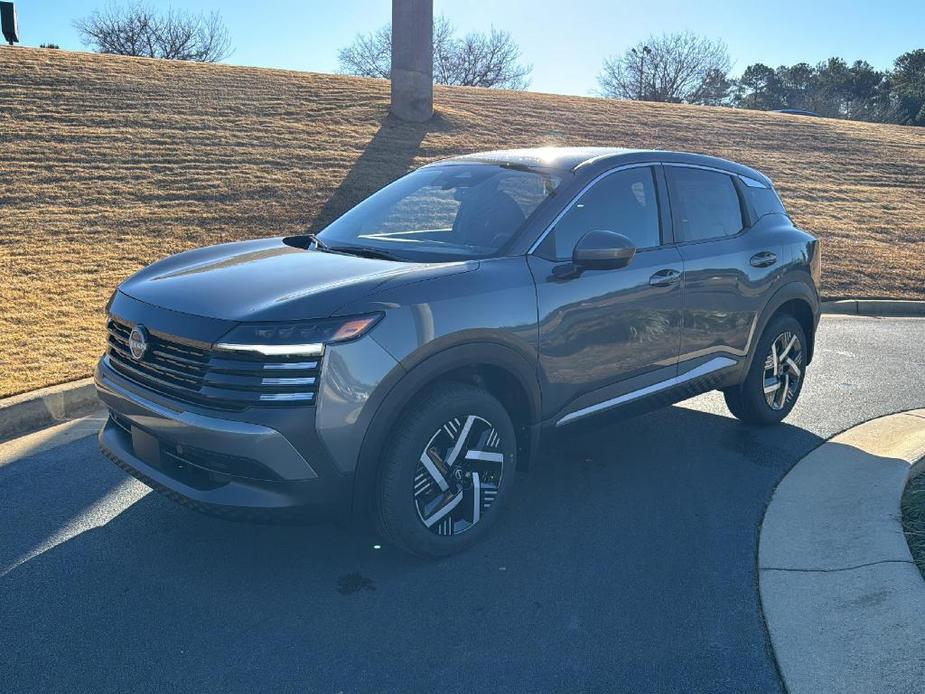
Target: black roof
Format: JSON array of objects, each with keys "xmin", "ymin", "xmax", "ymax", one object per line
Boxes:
[{"xmin": 436, "ymin": 147, "xmax": 772, "ymax": 186}]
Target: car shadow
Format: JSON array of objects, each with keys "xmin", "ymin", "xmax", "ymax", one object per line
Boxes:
[
  {"xmin": 0, "ymin": 432, "xmax": 129, "ymax": 575},
  {"xmin": 308, "ymin": 111, "xmax": 455, "ymax": 232},
  {"xmin": 0, "ymin": 404, "xmax": 823, "ymax": 693}
]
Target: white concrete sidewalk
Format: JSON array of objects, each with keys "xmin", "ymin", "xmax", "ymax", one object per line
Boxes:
[{"xmin": 759, "ymin": 410, "xmax": 925, "ymax": 694}]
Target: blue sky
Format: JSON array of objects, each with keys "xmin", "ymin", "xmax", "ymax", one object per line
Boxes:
[{"xmin": 15, "ymin": 1, "xmax": 925, "ymax": 96}]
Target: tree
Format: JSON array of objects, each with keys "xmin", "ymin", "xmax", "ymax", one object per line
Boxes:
[
  {"xmin": 735, "ymin": 63, "xmax": 784, "ymax": 110},
  {"xmin": 73, "ymin": 2, "xmax": 232, "ymax": 62},
  {"xmin": 338, "ymin": 16, "xmax": 532, "ymax": 89},
  {"xmin": 690, "ymin": 68, "xmax": 734, "ymax": 106},
  {"xmin": 597, "ymin": 32, "xmax": 732, "ymax": 104},
  {"xmin": 890, "ymin": 49, "xmax": 925, "ymax": 125},
  {"xmin": 844, "ymin": 60, "xmax": 887, "ymax": 121},
  {"xmin": 814, "ymin": 57, "xmax": 852, "ymax": 117},
  {"xmin": 438, "ymin": 27, "xmax": 531, "ymax": 89},
  {"xmin": 336, "ymin": 23, "xmax": 396, "ymax": 80},
  {"xmin": 775, "ymin": 62, "xmax": 817, "ymax": 111}
]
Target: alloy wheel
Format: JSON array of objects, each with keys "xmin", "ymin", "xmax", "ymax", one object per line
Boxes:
[
  {"xmin": 413, "ymin": 415, "xmax": 504, "ymax": 537},
  {"xmin": 762, "ymin": 331, "xmax": 803, "ymax": 410}
]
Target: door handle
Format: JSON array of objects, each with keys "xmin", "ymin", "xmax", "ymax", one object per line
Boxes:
[
  {"xmin": 649, "ymin": 268, "xmax": 682, "ymax": 287},
  {"xmin": 750, "ymin": 251, "xmax": 778, "ymax": 268}
]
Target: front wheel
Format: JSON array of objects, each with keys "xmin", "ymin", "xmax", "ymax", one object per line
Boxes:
[
  {"xmin": 724, "ymin": 314, "xmax": 807, "ymax": 425},
  {"xmin": 375, "ymin": 383, "xmax": 517, "ymax": 557}
]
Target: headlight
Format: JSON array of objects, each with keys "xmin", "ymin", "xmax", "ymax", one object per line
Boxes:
[{"xmin": 215, "ymin": 313, "xmax": 382, "ymax": 357}]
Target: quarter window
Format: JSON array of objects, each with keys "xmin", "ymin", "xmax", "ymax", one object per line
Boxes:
[
  {"xmin": 745, "ymin": 185, "xmax": 787, "ymax": 219},
  {"xmin": 667, "ymin": 167, "xmax": 744, "ymax": 242}
]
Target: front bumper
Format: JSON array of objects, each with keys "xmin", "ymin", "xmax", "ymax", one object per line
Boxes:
[{"xmin": 95, "ymin": 359, "xmax": 351, "ymax": 520}]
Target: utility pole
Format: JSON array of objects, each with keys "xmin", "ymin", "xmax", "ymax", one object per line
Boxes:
[
  {"xmin": 1, "ymin": 2, "xmax": 20, "ymax": 46},
  {"xmin": 391, "ymin": 0, "xmax": 433, "ymax": 122}
]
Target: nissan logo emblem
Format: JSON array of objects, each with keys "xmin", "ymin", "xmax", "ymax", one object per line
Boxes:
[{"xmin": 128, "ymin": 325, "xmax": 149, "ymax": 361}]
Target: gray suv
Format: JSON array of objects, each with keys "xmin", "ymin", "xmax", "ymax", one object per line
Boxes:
[{"xmin": 96, "ymin": 147, "xmax": 821, "ymax": 556}]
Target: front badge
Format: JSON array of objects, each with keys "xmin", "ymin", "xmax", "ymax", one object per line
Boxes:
[{"xmin": 128, "ymin": 325, "xmax": 149, "ymax": 361}]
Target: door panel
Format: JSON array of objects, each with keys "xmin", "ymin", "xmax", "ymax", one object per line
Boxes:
[
  {"xmin": 676, "ymin": 235, "xmax": 779, "ymax": 361},
  {"xmin": 529, "ymin": 247, "xmax": 683, "ymax": 419},
  {"xmin": 664, "ymin": 165, "xmax": 785, "ymax": 361}
]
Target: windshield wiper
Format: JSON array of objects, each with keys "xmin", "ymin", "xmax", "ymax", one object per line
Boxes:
[
  {"xmin": 304, "ymin": 232, "xmax": 331, "ymax": 251},
  {"xmin": 328, "ymin": 245, "xmax": 405, "ymax": 262}
]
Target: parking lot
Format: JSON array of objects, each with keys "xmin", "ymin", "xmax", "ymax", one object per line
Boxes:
[{"xmin": 2, "ymin": 315, "xmax": 923, "ymax": 693}]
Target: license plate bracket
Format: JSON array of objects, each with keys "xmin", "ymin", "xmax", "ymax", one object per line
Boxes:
[{"xmin": 131, "ymin": 425, "xmax": 161, "ymax": 467}]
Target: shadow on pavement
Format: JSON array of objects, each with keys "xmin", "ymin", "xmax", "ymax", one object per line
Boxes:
[
  {"xmin": 0, "ymin": 405, "xmax": 823, "ymax": 693},
  {"xmin": 0, "ymin": 433, "xmax": 127, "ymax": 575}
]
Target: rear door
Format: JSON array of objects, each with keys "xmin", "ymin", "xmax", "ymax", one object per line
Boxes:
[
  {"xmin": 528, "ymin": 165, "xmax": 684, "ymax": 421},
  {"xmin": 664, "ymin": 165, "xmax": 784, "ymax": 364}
]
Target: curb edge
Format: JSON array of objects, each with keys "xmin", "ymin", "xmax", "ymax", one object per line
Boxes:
[
  {"xmin": 821, "ymin": 299, "xmax": 925, "ymax": 317},
  {"xmin": 0, "ymin": 378, "xmax": 99, "ymax": 442},
  {"xmin": 758, "ymin": 410, "xmax": 925, "ymax": 693}
]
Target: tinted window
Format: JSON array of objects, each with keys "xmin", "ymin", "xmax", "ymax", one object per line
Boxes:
[
  {"xmin": 546, "ymin": 167, "xmax": 661, "ymax": 259},
  {"xmin": 320, "ymin": 164, "xmax": 562, "ymax": 262},
  {"xmin": 745, "ymin": 185, "xmax": 787, "ymax": 218},
  {"xmin": 668, "ymin": 167, "xmax": 744, "ymax": 241}
]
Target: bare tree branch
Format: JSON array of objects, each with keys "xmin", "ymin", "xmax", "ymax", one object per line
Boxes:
[
  {"xmin": 598, "ymin": 32, "xmax": 731, "ymax": 104},
  {"xmin": 73, "ymin": 2, "xmax": 232, "ymax": 63},
  {"xmin": 337, "ymin": 16, "xmax": 532, "ymax": 89},
  {"xmin": 337, "ymin": 23, "xmax": 392, "ymax": 79}
]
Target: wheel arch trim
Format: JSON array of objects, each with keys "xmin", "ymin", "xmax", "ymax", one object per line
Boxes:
[
  {"xmin": 751, "ymin": 279, "xmax": 820, "ymax": 368},
  {"xmin": 350, "ymin": 340, "xmax": 541, "ymax": 524}
]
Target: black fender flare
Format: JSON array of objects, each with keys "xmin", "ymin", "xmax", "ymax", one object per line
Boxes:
[
  {"xmin": 748, "ymin": 278, "xmax": 820, "ymax": 370},
  {"xmin": 350, "ymin": 340, "xmax": 542, "ymax": 524}
]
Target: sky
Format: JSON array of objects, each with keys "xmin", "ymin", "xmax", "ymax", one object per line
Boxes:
[{"xmin": 13, "ymin": 0, "xmax": 925, "ymax": 96}]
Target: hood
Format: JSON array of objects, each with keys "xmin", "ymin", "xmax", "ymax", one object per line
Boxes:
[{"xmin": 119, "ymin": 237, "xmax": 474, "ymax": 322}]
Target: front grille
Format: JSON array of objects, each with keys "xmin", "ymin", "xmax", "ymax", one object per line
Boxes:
[{"xmin": 106, "ymin": 318, "xmax": 320, "ymax": 410}]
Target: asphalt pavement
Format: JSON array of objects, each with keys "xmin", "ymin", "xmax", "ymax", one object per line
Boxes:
[{"xmin": 1, "ymin": 316, "xmax": 923, "ymax": 693}]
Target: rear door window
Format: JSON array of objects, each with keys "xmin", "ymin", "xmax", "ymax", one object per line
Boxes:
[{"xmin": 667, "ymin": 167, "xmax": 744, "ymax": 242}]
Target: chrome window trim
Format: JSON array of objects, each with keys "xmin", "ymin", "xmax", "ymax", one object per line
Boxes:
[
  {"xmin": 739, "ymin": 175, "xmax": 769, "ymax": 188},
  {"xmin": 555, "ymin": 356, "xmax": 737, "ymax": 427},
  {"xmin": 572, "ymin": 150, "xmax": 634, "ymax": 170},
  {"xmin": 663, "ymin": 162, "xmax": 770, "ymax": 189},
  {"xmin": 662, "ymin": 161, "xmax": 768, "ymax": 188},
  {"xmin": 526, "ymin": 162, "xmax": 660, "ymax": 255}
]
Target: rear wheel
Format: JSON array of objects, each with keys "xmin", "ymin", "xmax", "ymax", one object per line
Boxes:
[
  {"xmin": 375, "ymin": 383, "xmax": 517, "ymax": 557},
  {"xmin": 724, "ymin": 314, "xmax": 807, "ymax": 425}
]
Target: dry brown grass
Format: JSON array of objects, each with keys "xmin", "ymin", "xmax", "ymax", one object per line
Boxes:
[{"xmin": 2, "ymin": 46, "xmax": 924, "ymax": 398}]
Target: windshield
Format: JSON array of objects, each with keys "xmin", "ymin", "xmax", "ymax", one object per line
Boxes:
[{"xmin": 318, "ymin": 163, "xmax": 562, "ymax": 262}]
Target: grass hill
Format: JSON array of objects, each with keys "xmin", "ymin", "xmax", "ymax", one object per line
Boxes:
[{"xmin": 2, "ymin": 46, "xmax": 923, "ymax": 397}]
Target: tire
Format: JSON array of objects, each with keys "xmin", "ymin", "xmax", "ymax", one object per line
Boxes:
[
  {"xmin": 375, "ymin": 382, "xmax": 517, "ymax": 557},
  {"xmin": 723, "ymin": 314, "xmax": 807, "ymax": 425}
]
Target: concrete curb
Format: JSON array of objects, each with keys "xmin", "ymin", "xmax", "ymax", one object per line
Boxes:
[
  {"xmin": 759, "ymin": 410, "xmax": 925, "ymax": 694},
  {"xmin": 0, "ymin": 378, "xmax": 99, "ymax": 442},
  {"xmin": 821, "ymin": 299, "xmax": 925, "ymax": 317}
]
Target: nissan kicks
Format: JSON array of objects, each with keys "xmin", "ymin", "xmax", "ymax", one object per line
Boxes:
[{"xmin": 96, "ymin": 147, "xmax": 821, "ymax": 557}]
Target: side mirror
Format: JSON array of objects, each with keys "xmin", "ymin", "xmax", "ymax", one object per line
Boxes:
[{"xmin": 573, "ymin": 230, "xmax": 636, "ymax": 270}]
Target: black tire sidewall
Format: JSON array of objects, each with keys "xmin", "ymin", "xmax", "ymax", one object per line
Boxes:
[
  {"xmin": 376, "ymin": 383, "xmax": 517, "ymax": 557},
  {"xmin": 741, "ymin": 314, "xmax": 807, "ymax": 423}
]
